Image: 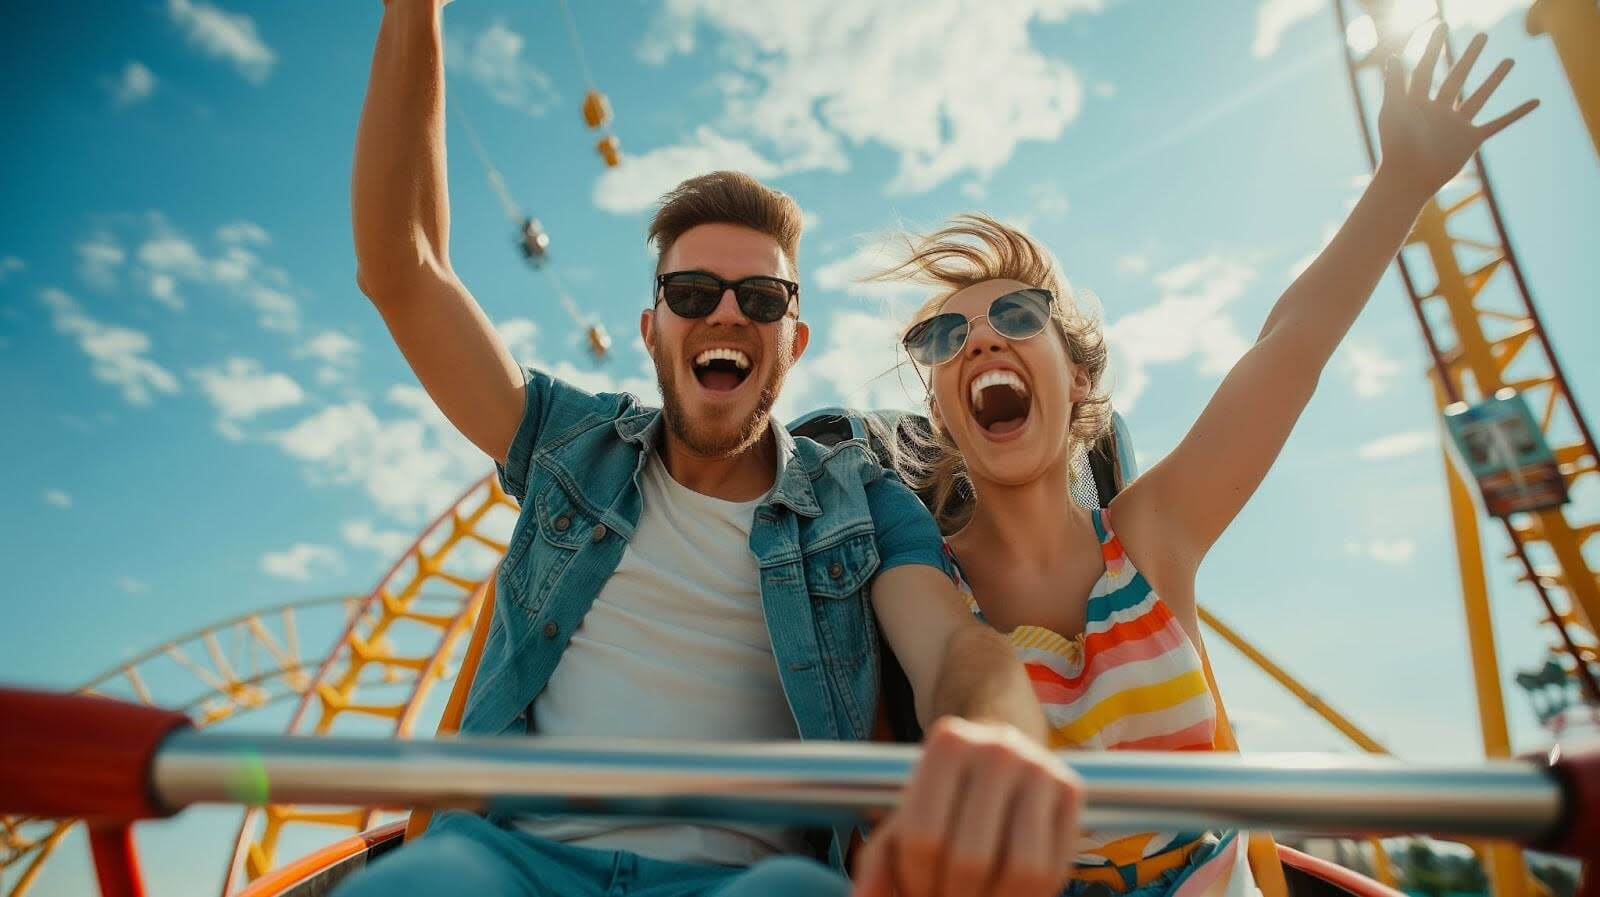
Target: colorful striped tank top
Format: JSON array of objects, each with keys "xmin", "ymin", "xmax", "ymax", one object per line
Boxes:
[{"xmin": 947, "ymin": 508, "xmax": 1249, "ymax": 896}]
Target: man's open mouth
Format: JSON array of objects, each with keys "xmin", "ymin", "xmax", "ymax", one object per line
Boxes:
[
  {"xmin": 969, "ymin": 368, "xmax": 1031, "ymax": 435},
  {"xmin": 692, "ymin": 347, "xmax": 753, "ymax": 393}
]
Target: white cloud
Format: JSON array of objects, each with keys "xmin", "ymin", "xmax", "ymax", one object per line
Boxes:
[
  {"xmin": 814, "ymin": 237, "xmax": 925, "ymax": 306},
  {"xmin": 297, "ymin": 330, "xmax": 361, "ymax": 377},
  {"xmin": 43, "ymin": 489, "xmax": 72, "ymax": 509},
  {"xmin": 112, "ymin": 216, "xmax": 305, "ymax": 329},
  {"xmin": 76, "ymin": 233, "xmax": 126, "ymax": 291},
  {"xmin": 106, "ymin": 61, "xmax": 157, "ymax": 106},
  {"xmin": 245, "ymin": 284, "xmax": 300, "ymax": 333},
  {"xmin": 1339, "ymin": 340, "xmax": 1403, "ymax": 398},
  {"xmin": 274, "ymin": 388, "xmax": 487, "ymax": 522},
  {"xmin": 1116, "ymin": 254, "xmax": 1149, "ymax": 276},
  {"xmin": 632, "ymin": 0, "xmax": 1101, "ymax": 198},
  {"xmin": 1104, "ymin": 255, "xmax": 1256, "ymax": 411},
  {"xmin": 543, "ymin": 360, "xmax": 659, "ymax": 403},
  {"xmin": 791, "ymin": 310, "xmax": 922, "ymax": 418},
  {"xmin": 0, "ymin": 256, "xmax": 23, "ymax": 280},
  {"xmin": 497, "ymin": 318, "xmax": 541, "ymax": 360},
  {"xmin": 116, "ymin": 576, "xmax": 149, "ymax": 594},
  {"xmin": 1092, "ymin": 81, "xmax": 1116, "ymax": 98},
  {"xmin": 1358, "ymin": 429, "xmax": 1433, "ymax": 460},
  {"xmin": 446, "ymin": 20, "xmax": 557, "ymax": 116},
  {"xmin": 217, "ymin": 221, "xmax": 269, "ymax": 245},
  {"xmin": 139, "ymin": 234, "xmax": 208, "ymax": 278},
  {"xmin": 1346, "ymin": 539, "xmax": 1417, "ymax": 565},
  {"xmin": 40, "ymin": 288, "xmax": 180, "ymax": 406},
  {"xmin": 167, "ymin": 0, "xmax": 276, "ymax": 84},
  {"xmin": 273, "ymin": 315, "xmax": 665, "ymax": 520},
  {"xmin": 342, "ymin": 519, "xmax": 414, "ymax": 560},
  {"xmin": 1033, "ymin": 183, "xmax": 1070, "ymax": 220},
  {"xmin": 1252, "ymin": 0, "xmax": 1323, "ymax": 58},
  {"xmin": 136, "ymin": 233, "xmax": 206, "ymax": 309},
  {"xmin": 261, "ymin": 543, "xmax": 341, "ymax": 582},
  {"xmin": 594, "ymin": 127, "xmax": 784, "ymax": 214},
  {"xmin": 191, "ymin": 357, "xmax": 306, "ymax": 439}
]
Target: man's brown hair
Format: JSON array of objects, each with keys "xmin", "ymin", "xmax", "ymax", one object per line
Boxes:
[{"xmin": 648, "ymin": 171, "xmax": 804, "ymax": 277}]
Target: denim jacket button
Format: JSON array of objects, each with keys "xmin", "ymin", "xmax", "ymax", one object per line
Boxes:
[
  {"xmin": 828, "ymin": 562, "xmax": 844, "ymax": 579},
  {"xmin": 591, "ymin": 523, "xmax": 607, "ymax": 543},
  {"xmin": 553, "ymin": 514, "xmax": 571, "ymax": 532},
  {"xmin": 543, "ymin": 621, "xmax": 559, "ymax": 639}
]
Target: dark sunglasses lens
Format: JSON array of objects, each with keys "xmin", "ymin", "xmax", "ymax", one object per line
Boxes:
[
  {"xmin": 989, "ymin": 289, "xmax": 1052, "ymax": 340},
  {"xmin": 661, "ymin": 274, "xmax": 723, "ymax": 317},
  {"xmin": 905, "ymin": 313, "xmax": 969, "ymax": 365},
  {"xmin": 736, "ymin": 279, "xmax": 791, "ymax": 322}
]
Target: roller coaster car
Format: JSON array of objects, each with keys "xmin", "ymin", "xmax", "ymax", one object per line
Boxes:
[
  {"xmin": 519, "ymin": 217, "xmax": 551, "ymax": 267},
  {"xmin": 10, "ymin": 410, "xmax": 1593, "ymax": 897},
  {"xmin": 233, "ymin": 823, "xmax": 1404, "ymax": 897},
  {"xmin": 596, "ymin": 134, "xmax": 623, "ymax": 168},
  {"xmin": 582, "ymin": 89, "xmax": 612, "ymax": 130},
  {"xmin": 586, "ymin": 323, "xmax": 613, "ymax": 360}
]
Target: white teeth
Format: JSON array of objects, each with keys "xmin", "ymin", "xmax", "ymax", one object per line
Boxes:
[
  {"xmin": 969, "ymin": 369, "xmax": 1029, "ymax": 412},
  {"xmin": 694, "ymin": 347, "xmax": 751, "ymax": 369}
]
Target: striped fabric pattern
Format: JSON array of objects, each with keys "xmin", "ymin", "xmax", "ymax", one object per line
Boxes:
[{"xmin": 947, "ymin": 508, "xmax": 1239, "ymax": 893}]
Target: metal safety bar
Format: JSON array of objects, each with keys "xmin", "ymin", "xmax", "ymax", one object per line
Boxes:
[{"xmin": 153, "ymin": 732, "xmax": 1564, "ymax": 841}]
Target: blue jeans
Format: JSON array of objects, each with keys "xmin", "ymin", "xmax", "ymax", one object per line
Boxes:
[{"xmin": 330, "ymin": 813, "xmax": 851, "ymax": 897}]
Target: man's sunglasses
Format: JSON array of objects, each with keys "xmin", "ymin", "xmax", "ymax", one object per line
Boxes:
[
  {"xmin": 902, "ymin": 288, "xmax": 1055, "ymax": 366},
  {"xmin": 654, "ymin": 271, "xmax": 800, "ymax": 324}
]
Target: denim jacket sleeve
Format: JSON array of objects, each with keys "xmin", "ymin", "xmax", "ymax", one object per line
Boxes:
[
  {"xmin": 496, "ymin": 365, "xmax": 626, "ymax": 503},
  {"xmin": 863, "ymin": 471, "xmax": 954, "ymax": 581}
]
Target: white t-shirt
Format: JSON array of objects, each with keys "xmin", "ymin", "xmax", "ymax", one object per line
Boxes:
[{"xmin": 517, "ymin": 451, "xmax": 809, "ymax": 866}]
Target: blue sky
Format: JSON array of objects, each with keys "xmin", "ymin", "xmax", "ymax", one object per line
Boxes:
[{"xmin": 2, "ymin": 0, "xmax": 1597, "ymax": 893}]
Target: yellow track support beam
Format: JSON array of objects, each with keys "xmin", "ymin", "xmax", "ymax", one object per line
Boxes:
[
  {"xmin": 225, "ymin": 476, "xmax": 517, "ymax": 893},
  {"xmin": 1527, "ymin": 0, "xmax": 1600, "ymax": 160},
  {"xmin": 1197, "ymin": 606, "xmax": 1389, "ymax": 754},
  {"xmin": 1332, "ymin": 7, "xmax": 1600, "ymax": 896},
  {"xmin": 1440, "ymin": 436, "xmax": 1531, "ymax": 897}
]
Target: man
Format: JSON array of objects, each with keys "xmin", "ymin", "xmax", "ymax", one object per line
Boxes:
[{"xmin": 339, "ymin": 2, "xmax": 1083, "ymax": 895}]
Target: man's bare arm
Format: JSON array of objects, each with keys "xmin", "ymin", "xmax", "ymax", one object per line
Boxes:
[{"xmin": 354, "ymin": 0, "xmax": 524, "ymax": 463}]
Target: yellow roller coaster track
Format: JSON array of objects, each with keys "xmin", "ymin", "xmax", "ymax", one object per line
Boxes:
[
  {"xmin": 1330, "ymin": 3, "xmax": 1600, "ymax": 896},
  {"xmin": 1, "ymin": 593, "xmax": 370, "ymax": 897},
  {"xmin": 219, "ymin": 474, "xmax": 517, "ymax": 894}
]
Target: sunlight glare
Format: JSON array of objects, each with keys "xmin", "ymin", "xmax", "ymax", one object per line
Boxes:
[{"xmin": 1346, "ymin": 16, "xmax": 1379, "ymax": 56}]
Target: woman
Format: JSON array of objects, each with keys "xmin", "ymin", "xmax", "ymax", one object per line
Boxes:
[{"xmin": 851, "ymin": 27, "xmax": 1537, "ymax": 897}]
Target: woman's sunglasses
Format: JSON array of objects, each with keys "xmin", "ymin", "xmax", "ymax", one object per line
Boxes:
[
  {"xmin": 902, "ymin": 288, "xmax": 1055, "ymax": 366},
  {"xmin": 655, "ymin": 271, "xmax": 800, "ymax": 324}
]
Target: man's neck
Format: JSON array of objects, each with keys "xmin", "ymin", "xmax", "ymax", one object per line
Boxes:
[{"xmin": 658, "ymin": 421, "xmax": 780, "ymax": 502}]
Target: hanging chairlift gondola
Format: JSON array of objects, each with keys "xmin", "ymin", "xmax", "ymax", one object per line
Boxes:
[{"xmin": 519, "ymin": 217, "xmax": 551, "ymax": 268}]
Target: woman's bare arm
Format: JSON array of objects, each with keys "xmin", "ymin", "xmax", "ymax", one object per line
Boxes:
[{"xmin": 1122, "ymin": 28, "xmax": 1538, "ymax": 568}]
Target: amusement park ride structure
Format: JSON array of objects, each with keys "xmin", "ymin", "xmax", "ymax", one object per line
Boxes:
[{"xmin": 3, "ymin": 1, "xmax": 1598, "ymax": 895}]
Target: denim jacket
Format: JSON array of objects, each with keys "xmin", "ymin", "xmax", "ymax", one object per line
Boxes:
[{"xmin": 458, "ymin": 368, "xmax": 949, "ymax": 864}]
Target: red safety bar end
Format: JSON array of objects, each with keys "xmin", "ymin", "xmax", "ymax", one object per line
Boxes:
[{"xmin": 0, "ymin": 687, "xmax": 191, "ymax": 823}]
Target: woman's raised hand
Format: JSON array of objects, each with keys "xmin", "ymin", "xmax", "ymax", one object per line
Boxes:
[{"xmin": 1376, "ymin": 26, "xmax": 1538, "ymax": 199}]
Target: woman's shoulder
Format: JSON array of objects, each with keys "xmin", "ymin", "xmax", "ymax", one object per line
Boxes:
[{"xmin": 1105, "ymin": 483, "xmax": 1198, "ymax": 607}]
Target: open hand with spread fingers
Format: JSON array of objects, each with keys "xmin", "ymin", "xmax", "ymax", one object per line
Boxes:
[
  {"xmin": 851, "ymin": 718, "xmax": 1085, "ymax": 897},
  {"xmin": 1376, "ymin": 25, "xmax": 1539, "ymax": 200}
]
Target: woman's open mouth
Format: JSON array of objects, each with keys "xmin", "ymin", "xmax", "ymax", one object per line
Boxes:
[
  {"xmin": 969, "ymin": 368, "xmax": 1031, "ymax": 436},
  {"xmin": 692, "ymin": 347, "xmax": 753, "ymax": 394}
]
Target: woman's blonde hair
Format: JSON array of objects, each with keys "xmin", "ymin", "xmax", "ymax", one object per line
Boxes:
[{"xmin": 870, "ymin": 213, "xmax": 1111, "ymax": 534}]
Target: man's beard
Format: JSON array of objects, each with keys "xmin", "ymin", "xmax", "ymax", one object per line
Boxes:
[{"xmin": 654, "ymin": 336, "xmax": 793, "ymax": 459}]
